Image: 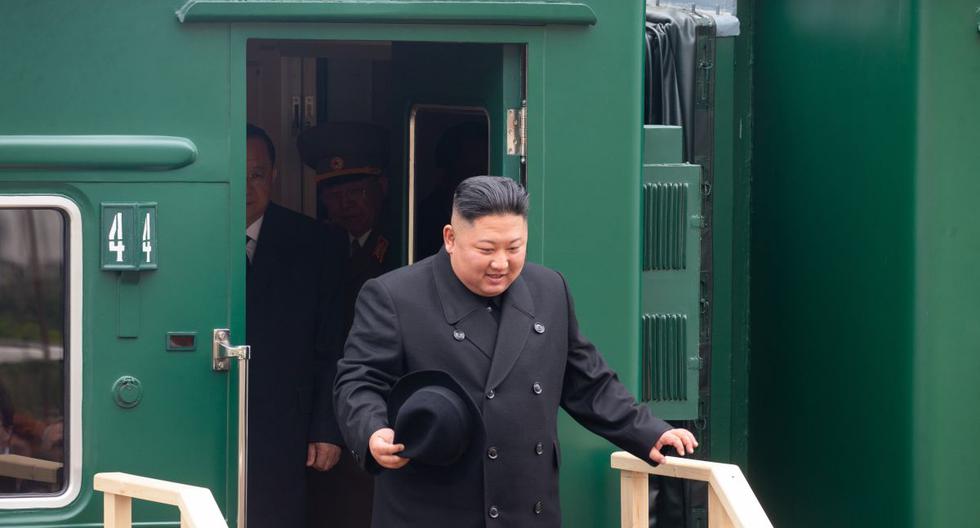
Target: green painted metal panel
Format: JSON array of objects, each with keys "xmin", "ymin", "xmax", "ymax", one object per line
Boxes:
[
  {"xmin": 643, "ymin": 125, "xmax": 683, "ymax": 164},
  {"xmin": 641, "ymin": 163, "xmax": 701, "ymax": 419},
  {"xmin": 0, "ymin": 1, "xmax": 239, "ymax": 524},
  {"xmin": 546, "ymin": 3, "xmax": 649, "ymax": 528},
  {"xmin": 750, "ymin": 1, "xmax": 916, "ymax": 526},
  {"xmin": 177, "ymin": 0, "xmax": 598, "ymax": 26},
  {"xmin": 0, "ymin": 136, "xmax": 197, "ymax": 171},
  {"xmin": 913, "ymin": 2, "xmax": 980, "ymax": 527}
]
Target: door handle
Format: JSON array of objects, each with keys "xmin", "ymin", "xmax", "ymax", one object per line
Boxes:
[
  {"xmin": 212, "ymin": 328, "xmax": 250, "ymax": 528},
  {"xmin": 213, "ymin": 328, "xmax": 250, "ymax": 371}
]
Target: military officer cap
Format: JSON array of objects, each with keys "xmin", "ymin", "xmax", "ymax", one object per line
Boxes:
[
  {"xmin": 297, "ymin": 121, "xmax": 390, "ymax": 185},
  {"xmin": 387, "ymin": 370, "xmax": 484, "ymax": 467}
]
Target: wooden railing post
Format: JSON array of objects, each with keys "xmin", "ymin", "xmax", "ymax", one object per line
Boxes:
[
  {"xmin": 104, "ymin": 492, "xmax": 132, "ymax": 528},
  {"xmin": 620, "ymin": 470, "xmax": 649, "ymax": 528},
  {"xmin": 611, "ymin": 452, "xmax": 773, "ymax": 528},
  {"xmin": 94, "ymin": 472, "xmax": 228, "ymax": 528},
  {"xmin": 708, "ymin": 485, "xmax": 734, "ymax": 528}
]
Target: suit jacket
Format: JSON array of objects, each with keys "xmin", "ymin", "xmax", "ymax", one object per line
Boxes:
[
  {"xmin": 246, "ymin": 202, "xmax": 345, "ymax": 528},
  {"xmin": 334, "ymin": 249, "xmax": 671, "ymax": 527}
]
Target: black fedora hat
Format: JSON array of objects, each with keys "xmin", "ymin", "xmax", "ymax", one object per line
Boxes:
[{"xmin": 387, "ymin": 370, "xmax": 483, "ymax": 467}]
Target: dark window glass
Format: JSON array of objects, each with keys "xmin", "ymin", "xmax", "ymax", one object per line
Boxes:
[{"xmin": 0, "ymin": 209, "xmax": 67, "ymax": 494}]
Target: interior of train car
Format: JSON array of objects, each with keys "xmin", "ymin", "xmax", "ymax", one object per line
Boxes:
[{"xmin": 246, "ymin": 39, "xmax": 520, "ymax": 265}]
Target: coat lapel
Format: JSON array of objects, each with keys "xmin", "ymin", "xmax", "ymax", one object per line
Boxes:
[
  {"xmin": 485, "ymin": 273, "xmax": 534, "ymax": 390},
  {"xmin": 433, "ymin": 250, "xmax": 493, "ymax": 358},
  {"xmin": 432, "ymin": 249, "xmax": 536, "ymax": 384}
]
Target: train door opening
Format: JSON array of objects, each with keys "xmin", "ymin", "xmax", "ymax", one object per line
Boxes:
[{"xmin": 244, "ymin": 38, "xmax": 524, "ymax": 525}]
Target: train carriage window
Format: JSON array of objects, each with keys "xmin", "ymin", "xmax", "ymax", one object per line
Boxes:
[
  {"xmin": 0, "ymin": 200, "xmax": 81, "ymax": 507},
  {"xmin": 654, "ymin": 0, "xmax": 737, "ymax": 14}
]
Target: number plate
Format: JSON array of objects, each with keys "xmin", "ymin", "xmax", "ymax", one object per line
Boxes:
[{"xmin": 101, "ymin": 202, "xmax": 158, "ymax": 271}]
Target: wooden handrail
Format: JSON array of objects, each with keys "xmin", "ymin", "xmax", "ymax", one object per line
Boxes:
[
  {"xmin": 610, "ymin": 452, "xmax": 773, "ymax": 528},
  {"xmin": 94, "ymin": 472, "xmax": 228, "ymax": 528}
]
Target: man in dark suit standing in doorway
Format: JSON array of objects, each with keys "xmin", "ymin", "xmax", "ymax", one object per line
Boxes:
[
  {"xmin": 335, "ymin": 176, "xmax": 698, "ymax": 527},
  {"xmin": 245, "ymin": 124, "xmax": 346, "ymax": 527}
]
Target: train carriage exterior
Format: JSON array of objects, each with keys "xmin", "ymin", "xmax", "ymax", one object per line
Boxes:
[{"xmin": 0, "ymin": 1, "xmax": 977, "ymax": 527}]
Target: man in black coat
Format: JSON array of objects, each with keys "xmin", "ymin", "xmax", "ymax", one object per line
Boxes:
[
  {"xmin": 335, "ymin": 176, "xmax": 698, "ymax": 527},
  {"xmin": 245, "ymin": 124, "xmax": 346, "ymax": 527}
]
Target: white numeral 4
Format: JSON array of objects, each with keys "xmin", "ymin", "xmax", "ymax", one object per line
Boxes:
[
  {"xmin": 108, "ymin": 212, "xmax": 126, "ymax": 262},
  {"xmin": 141, "ymin": 212, "xmax": 152, "ymax": 262}
]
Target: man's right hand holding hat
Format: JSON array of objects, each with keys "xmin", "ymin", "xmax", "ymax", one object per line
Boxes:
[{"xmin": 369, "ymin": 427, "xmax": 409, "ymax": 469}]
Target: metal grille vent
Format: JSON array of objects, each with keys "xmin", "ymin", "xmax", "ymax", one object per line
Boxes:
[
  {"xmin": 642, "ymin": 182, "xmax": 688, "ymax": 270},
  {"xmin": 641, "ymin": 313, "xmax": 687, "ymax": 401}
]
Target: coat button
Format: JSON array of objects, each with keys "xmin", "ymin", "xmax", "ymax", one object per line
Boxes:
[
  {"xmin": 453, "ymin": 329, "xmax": 465, "ymax": 341},
  {"xmin": 534, "ymin": 322, "xmax": 545, "ymax": 334},
  {"xmin": 486, "ymin": 388, "xmax": 495, "ymax": 400},
  {"xmin": 532, "ymin": 382, "xmax": 542, "ymax": 395},
  {"xmin": 489, "ymin": 506, "xmax": 500, "ymax": 519},
  {"xmin": 535, "ymin": 442, "xmax": 544, "ymax": 455},
  {"xmin": 487, "ymin": 447, "xmax": 498, "ymax": 460},
  {"xmin": 534, "ymin": 501, "xmax": 543, "ymax": 514}
]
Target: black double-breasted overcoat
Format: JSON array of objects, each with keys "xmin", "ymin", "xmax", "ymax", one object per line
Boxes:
[
  {"xmin": 334, "ymin": 248, "xmax": 672, "ymax": 527},
  {"xmin": 246, "ymin": 202, "xmax": 345, "ymax": 528}
]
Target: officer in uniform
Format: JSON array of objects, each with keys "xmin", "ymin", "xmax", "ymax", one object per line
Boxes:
[
  {"xmin": 297, "ymin": 122, "xmax": 396, "ymax": 528},
  {"xmin": 298, "ymin": 122, "xmax": 399, "ymax": 335},
  {"xmin": 335, "ymin": 176, "xmax": 698, "ymax": 527}
]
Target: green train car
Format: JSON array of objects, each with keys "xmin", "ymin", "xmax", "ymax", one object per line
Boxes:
[{"xmin": 0, "ymin": 1, "xmax": 976, "ymax": 527}]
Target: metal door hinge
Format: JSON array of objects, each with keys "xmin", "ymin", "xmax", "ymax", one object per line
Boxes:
[
  {"xmin": 507, "ymin": 100, "xmax": 527, "ymax": 160},
  {"xmin": 213, "ymin": 328, "xmax": 250, "ymax": 371}
]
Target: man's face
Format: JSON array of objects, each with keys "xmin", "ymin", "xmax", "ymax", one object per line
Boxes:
[
  {"xmin": 444, "ymin": 212, "xmax": 527, "ymax": 297},
  {"xmin": 246, "ymin": 137, "xmax": 275, "ymax": 225},
  {"xmin": 320, "ymin": 175, "xmax": 387, "ymax": 237}
]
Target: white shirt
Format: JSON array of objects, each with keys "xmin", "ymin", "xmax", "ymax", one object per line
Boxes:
[
  {"xmin": 349, "ymin": 229, "xmax": 372, "ymax": 253},
  {"xmin": 246, "ymin": 216, "xmax": 264, "ymax": 263}
]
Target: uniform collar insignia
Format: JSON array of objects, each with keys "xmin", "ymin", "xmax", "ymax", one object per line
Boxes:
[{"xmin": 373, "ymin": 235, "xmax": 389, "ymax": 263}]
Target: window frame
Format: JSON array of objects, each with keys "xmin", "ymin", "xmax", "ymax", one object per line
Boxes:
[{"xmin": 0, "ymin": 195, "xmax": 82, "ymax": 509}]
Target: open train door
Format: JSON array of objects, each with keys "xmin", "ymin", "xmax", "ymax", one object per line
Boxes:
[{"xmin": 389, "ymin": 42, "xmax": 526, "ymax": 263}]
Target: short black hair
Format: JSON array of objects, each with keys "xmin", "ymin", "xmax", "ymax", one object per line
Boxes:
[
  {"xmin": 452, "ymin": 176, "xmax": 528, "ymax": 222},
  {"xmin": 247, "ymin": 123, "xmax": 276, "ymax": 166}
]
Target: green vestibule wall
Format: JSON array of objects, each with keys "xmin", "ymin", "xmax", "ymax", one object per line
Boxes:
[{"xmin": 748, "ymin": 0, "xmax": 980, "ymax": 526}]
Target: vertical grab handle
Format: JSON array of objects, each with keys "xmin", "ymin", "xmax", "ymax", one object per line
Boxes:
[{"xmin": 213, "ymin": 329, "xmax": 250, "ymax": 528}]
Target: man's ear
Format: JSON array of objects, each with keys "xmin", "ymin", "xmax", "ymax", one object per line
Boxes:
[
  {"xmin": 271, "ymin": 165, "xmax": 279, "ymax": 183},
  {"xmin": 443, "ymin": 224, "xmax": 455, "ymax": 253},
  {"xmin": 377, "ymin": 175, "xmax": 389, "ymax": 196}
]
